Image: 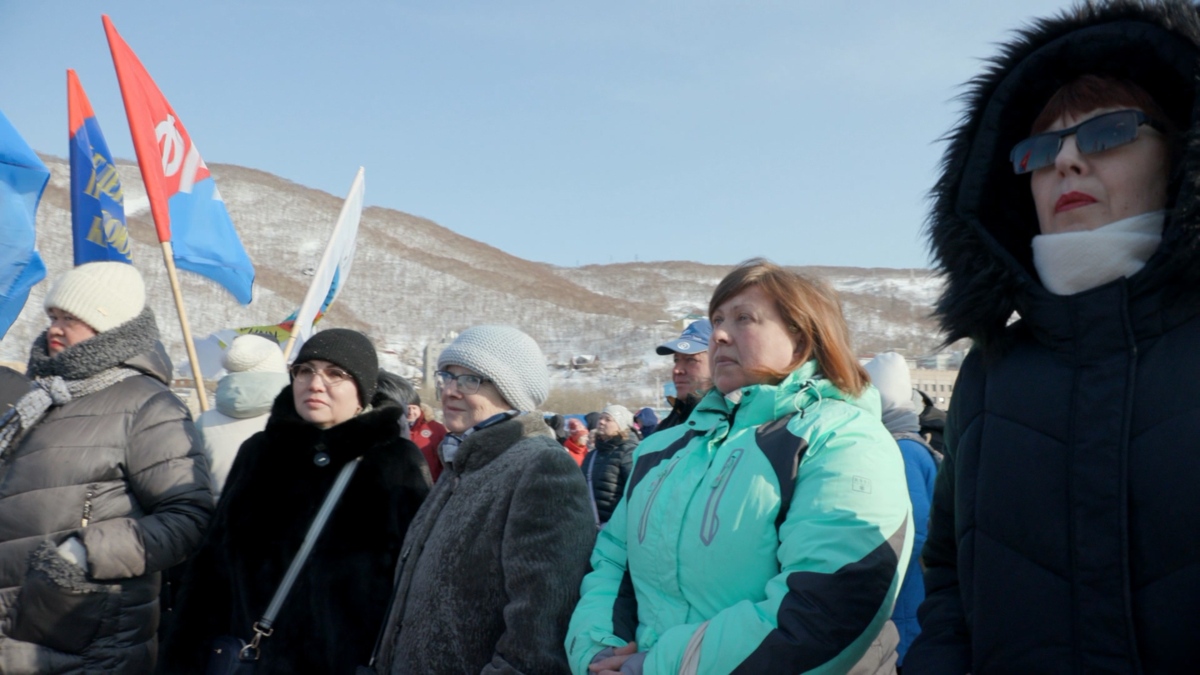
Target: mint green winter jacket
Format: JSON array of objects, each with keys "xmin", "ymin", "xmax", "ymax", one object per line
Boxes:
[{"xmin": 566, "ymin": 361, "xmax": 912, "ymax": 674}]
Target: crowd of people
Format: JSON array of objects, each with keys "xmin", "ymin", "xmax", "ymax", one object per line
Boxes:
[{"xmin": 0, "ymin": 1, "xmax": 1198, "ymax": 673}]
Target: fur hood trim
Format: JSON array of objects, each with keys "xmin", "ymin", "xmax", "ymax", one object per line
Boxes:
[{"xmin": 927, "ymin": 0, "xmax": 1200, "ymax": 351}]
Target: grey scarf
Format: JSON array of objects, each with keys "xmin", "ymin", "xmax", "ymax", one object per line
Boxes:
[{"xmin": 0, "ymin": 308, "xmax": 159, "ymax": 458}]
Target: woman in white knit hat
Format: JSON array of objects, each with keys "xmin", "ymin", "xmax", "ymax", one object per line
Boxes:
[
  {"xmin": 0, "ymin": 261, "xmax": 215, "ymax": 673},
  {"xmin": 194, "ymin": 334, "xmax": 290, "ymax": 494},
  {"xmin": 582, "ymin": 404, "xmax": 639, "ymax": 527},
  {"xmin": 373, "ymin": 324, "xmax": 596, "ymax": 674}
]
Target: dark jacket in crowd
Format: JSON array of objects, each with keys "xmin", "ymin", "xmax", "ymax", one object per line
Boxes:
[
  {"xmin": 374, "ymin": 413, "xmax": 595, "ymax": 674},
  {"xmin": 0, "ymin": 366, "xmax": 28, "ymax": 412},
  {"xmin": 653, "ymin": 393, "xmax": 702, "ymax": 435},
  {"xmin": 581, "ymin": 434, "xmax": 637, "ymax": 524},
  {"xmin": 159, "ymin": 388, "xmax": 430, "ymax": 674},
  {"xmin": 0, "ymin": 318, "xmax": 214, "ymax": 674},
  {"xmin": 906, "ymin": 3, "xmax": 1200, "ymax": 673}
]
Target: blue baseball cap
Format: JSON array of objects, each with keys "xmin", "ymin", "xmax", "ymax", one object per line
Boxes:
[{"xmin": 656, "ymin": 319, "xmax": 712, "ymax": 355}]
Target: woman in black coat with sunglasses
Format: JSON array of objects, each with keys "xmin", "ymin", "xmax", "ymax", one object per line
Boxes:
[
  {"xmin": 907, "ymin": 2, "xmax": 1200, "ymax": 673},
  {"xmin": 159, "ymin": 329, "xmax": 430, "ymax": 674}
]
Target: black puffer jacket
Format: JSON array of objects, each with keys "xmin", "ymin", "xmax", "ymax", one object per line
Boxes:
[
  {"xmin": 907, "ymin": 2, "xmax": 1200, "ymax": 673},
  {"xmin": 582, "ymin": 434, "xmax": 637, "ymax": 524},
  {"xmin": 0, "ymin": 334, "xmax": 214, "ymax": 674},
  {"xmin": 159, "ymin": 388, "xmax": 430, "ymax": 674}
]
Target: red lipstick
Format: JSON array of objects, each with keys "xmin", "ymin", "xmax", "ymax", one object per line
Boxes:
[{"xmin": 1055, "ymin": 191, "xmax": 1097, "ymax": 213}]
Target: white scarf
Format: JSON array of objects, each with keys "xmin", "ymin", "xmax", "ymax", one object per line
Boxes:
[{"xmin": 1032, "ymin": 211, "xmax": 1165, "ymax": 296}]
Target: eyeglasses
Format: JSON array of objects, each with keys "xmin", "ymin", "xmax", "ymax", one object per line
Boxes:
[
  {"xmin": 1010, "ymin": 109, "xmax": 1163, "ymax": 175},
  {"xmin": 290, "ymin": 363, "xmax": 352, "ymax": 386},
  {"xmin": 434, "ymin": 370, "xmax": 491, "ymax": 396}
]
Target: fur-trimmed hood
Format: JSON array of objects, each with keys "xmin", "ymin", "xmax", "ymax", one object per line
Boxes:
[{"xmin": 928, "ymin": 0, "xmax": 1200, "ymax": 352}]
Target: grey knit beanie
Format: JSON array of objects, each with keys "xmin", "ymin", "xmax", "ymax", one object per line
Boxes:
[{"xmin": 437, "ymin": 325, "xmax": 549, "ymax": 412}]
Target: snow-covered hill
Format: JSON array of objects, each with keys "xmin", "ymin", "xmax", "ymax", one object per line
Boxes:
[{"xmin": 1, "ymin": 156, "xmax": 948, "ymax": 406}]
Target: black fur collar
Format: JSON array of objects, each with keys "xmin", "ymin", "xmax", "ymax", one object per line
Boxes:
[
  {"xmin": 265, "ymin": 385, "xmax": 405, "ymax": 463},
  {"xmin": 927, "ymin": 0, "xmax": 1200, "ymax": 353}
]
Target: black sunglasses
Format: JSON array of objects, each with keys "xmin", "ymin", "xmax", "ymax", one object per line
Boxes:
[{"xmin": 1009, "ymin": 109, "xmax": 1163, "ymax": 175}]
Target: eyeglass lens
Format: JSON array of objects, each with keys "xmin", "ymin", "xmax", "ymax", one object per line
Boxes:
[
  {"xmin": 1010, "ymin": 110, "xmax": 1145, "ymax": 174},
  {"xmin": 436, "ymin": 371, "xmax": 482, "ymax": 395},
  {"xmin": 292, "ymin": 365, "xmax": 349, "ymax": 384}
]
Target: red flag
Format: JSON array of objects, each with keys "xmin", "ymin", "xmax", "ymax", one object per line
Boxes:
[{"xmin": 102, "ymin": 14, "xmax": 254, "ymax": 303}]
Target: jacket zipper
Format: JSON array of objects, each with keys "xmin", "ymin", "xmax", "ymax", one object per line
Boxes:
[
  {"xmin": 700, "ymin": 449, "xmax": 743, "ymax": 545},
  {"xmin": 638, "ymin": 454, "xmax": 684, "ymax": 543},
  {"xmin": 81, "ymin": 484, "xmax": 96, "ymax": 527}
]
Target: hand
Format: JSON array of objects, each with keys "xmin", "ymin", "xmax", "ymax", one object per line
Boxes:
[
  {"xmin": 589, "ymin": 641, "xmax": 638, "ymax": 675},
  {"xmin": 56, "ymin": 537, "xmax": 88, "ymax": 569}
]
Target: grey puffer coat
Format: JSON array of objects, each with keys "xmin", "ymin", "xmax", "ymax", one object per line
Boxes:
[
  {"xmin": 0, "ymin": 335, "xmax": 214, "ymax": 673},
  {"xmin": 375, "ymin": 413, "xmax": 596, "ymax": 674}
]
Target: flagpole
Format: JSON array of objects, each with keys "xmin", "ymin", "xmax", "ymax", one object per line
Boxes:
[
  {"xmin": 160, "ymin": 241, "xmax": 209, "ymax": 411},
  {"xmin": 282, "ymin": 334, "xmax": 298, "ymax": 362}
]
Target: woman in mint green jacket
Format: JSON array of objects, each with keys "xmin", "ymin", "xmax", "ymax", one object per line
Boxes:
[{"xmin": 567, "ymin": 259, "xmax": 912, "ymax": 675}]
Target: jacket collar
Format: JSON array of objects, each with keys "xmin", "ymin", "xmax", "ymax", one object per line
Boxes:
[
  {"xmin": 265, "ymin": 385, "xmax": 405, "ymax": 464},
  {"xmin": 687, "ymin": 360, "xmax": 880, "ymax": 434},
  {"xmin": 448, "ymin": 413, "xmax": 552, "ymax": 475}
]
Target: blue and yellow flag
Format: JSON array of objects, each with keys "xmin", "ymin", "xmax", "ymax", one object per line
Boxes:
[{"xmin": 69, "ymin": 69, "xmax": 130, "ymax": 265}]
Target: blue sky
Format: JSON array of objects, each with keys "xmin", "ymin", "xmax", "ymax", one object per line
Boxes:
[{"xmin": 1, "ymin": 1, "xmax": 1068, "ymax": 269}]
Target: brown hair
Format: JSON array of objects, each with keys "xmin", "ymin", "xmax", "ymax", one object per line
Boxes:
[
  {"xmin": 708, "ymin": 258, "xmax": 868, "ymax": 395},
  {"xmin": 1031, "ymin": 74, "xmax": 1179, "ymax": 137}
]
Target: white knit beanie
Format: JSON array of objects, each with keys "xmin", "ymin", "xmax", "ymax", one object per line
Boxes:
[
  {"xmin": 437, "ymin": 325, "xmax": 549, "ymax": 412},
  {"xmin": 223, "ymin": 335, "xmax": 287, "ymax": 374},
  {"xmin": 863, "ymin": 352, "xmax": 917, "ymax": 414},
  {"xmin": 44, "ymin": 262, "xmax": 146, "ymax": 333},
  {"xmin": 601, "ymin": 404, "xmax": 634, "ymax": 431}
]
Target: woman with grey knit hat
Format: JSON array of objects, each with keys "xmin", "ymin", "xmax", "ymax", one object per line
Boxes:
[
  {"xmin": 0, "ymin": 261, "xmax": 216, "ymax": 673},
  {"xmin": 373, "ymin": 325, "xmax": 596, "ymax": 675}
]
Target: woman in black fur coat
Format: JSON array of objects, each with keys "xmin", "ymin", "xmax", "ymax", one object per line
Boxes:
[{"xmin": 159, "ymin": 329, "xmax": 431, "ymax": 674}]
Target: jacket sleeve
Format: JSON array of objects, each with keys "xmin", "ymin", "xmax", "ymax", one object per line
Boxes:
[
  {"xmin": 483, "ymin": 445, "xmax": 597, "ymax": 675},
  {"xmin": 157, "ymin": 432, "xmax": 263, "ymax": 674},
  {"xmin": 80, "ymin": 388, "xmax": 216, "ymax": 580},
  {"xmin": 901, "ymin": 389, "xmax": 974, "ymax": 673},
  {"xmin": 565, "ymin": 488, "xmax": 637, "ymax": 674},
  {"xmin": 643, "ymin": 405, "xmax": 913, "ymax": 675}
]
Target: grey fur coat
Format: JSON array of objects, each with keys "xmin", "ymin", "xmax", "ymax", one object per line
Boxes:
[{"xmin": 375, "ymin": 413, "xmax": 595, "ymax": 674}]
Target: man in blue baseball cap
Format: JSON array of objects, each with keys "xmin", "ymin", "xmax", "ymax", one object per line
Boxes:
[{"xmin": 652, "ymin": 318, "xmax": 712, "ymax": 434}]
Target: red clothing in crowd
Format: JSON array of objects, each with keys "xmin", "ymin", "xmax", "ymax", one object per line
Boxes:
[
  {"xmin": 563, "ymin": 436, "xmax": 588, "ymax": 466},
  {"xmin": 410, "ymin": 413, "xmax": 447, "ymax": 482}
]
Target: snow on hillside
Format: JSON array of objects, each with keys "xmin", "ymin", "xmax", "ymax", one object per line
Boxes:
[{"xmin": 1, "ymin": 156, "xmax": 948, "ymax": 407}]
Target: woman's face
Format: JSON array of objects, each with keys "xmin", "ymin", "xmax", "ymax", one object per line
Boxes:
[
  {"xmin": 709, "ymin": 285, "xmax": 800, "ymax": 394},
  {"xmin": 45, "ymin": 308, "xmax": 97, "ymax": 356},
  {"xmin": 1031, "ymin": 107, "xmax": 1170, "ymax": 235},
  {"xmin": 292, "ymin": 359, "xmax": 362, "ymax": 429},
  {"xmin": 595, "ymin": 413, "xmax": 621, "ymax": 439},
  {"xmin": 440, "ymin": 364, "xmax": 510, "ymax": 434}
]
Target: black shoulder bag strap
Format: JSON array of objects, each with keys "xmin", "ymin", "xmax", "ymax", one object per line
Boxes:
[{"xmin": 239, "ymin": 456, "xmax": 362, "ymax": 661}]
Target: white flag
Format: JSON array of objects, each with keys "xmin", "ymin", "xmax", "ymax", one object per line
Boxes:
[{"xmin": 291, "ymin": 167, "xmax": 364, "ymax": 349}]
